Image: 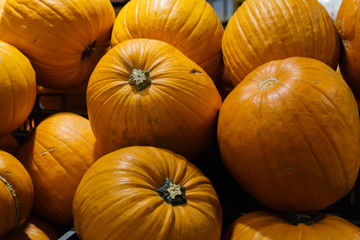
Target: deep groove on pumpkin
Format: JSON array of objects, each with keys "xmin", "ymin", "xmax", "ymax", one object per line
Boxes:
[{"xmin": 0, "ymin": 175, "xmax": 20, "ymax": 225}]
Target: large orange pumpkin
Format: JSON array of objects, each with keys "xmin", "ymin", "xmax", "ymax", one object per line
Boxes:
[
  {"xmin": 17, "ymin": 112, "xmax": 103, "ymax": 225},
  {"xmin": 2, "ymin": 215, "xmax": 59, "ymax": 240},
  {"xmin": 0, "ymin": 0, "xmax": 115, "ymax": 89},
  {"xmin": 217, "ymin": 57, "xmax": 360, "ymax": 212},
  {"xmin": 223, "ymin": 0, "xmax": 340, "ymax": 87},
  {"xmin": 111, "ymin": 0, "xmax": 224, "ymax": 84},
  {"xmin": 0, "ymin": 134, "xmax": 20, "ymax": 156},
  {"xmin": 335, "ymin": 0, "xmax": 360, "ymax": 98},
  {"xmin": 223, "ymin": 211, "xmax": 360, "ymax": 239},
  {"xmin": 0, "ymin": 150, "xmax": 34, "ymax": 238},
  {"xmin": 87, "ymin": 38, "xmax": 222, "ymax": 159},
  {"xmin": 0, "ymin": 40, "xmax": 36, "ymax": 136},
  {"xmin": 73, "ymin": 146, "xmax": 222, "ymax": 240}
]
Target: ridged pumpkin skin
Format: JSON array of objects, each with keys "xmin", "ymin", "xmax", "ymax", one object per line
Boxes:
[
  {"xmin": 0, "ymin": 150, "xmax": 34, "ymax": 238},
  {"xmin": 336, "ymin": 0, "xmax": 360, "ymax": 98},
  {"xmin": 0, "ymin": 41, "xmax": 36, "ymax": 135},
  {"xmin": 223, "ymin": 0, "xmax": 340, "ymax": 87},
  {"xmin": 87, "ymin": 38, "xmax": 222, "ymax": 159},
  {"xmin": 0, "ymin": 0, "xmax": 115, "ymax": 89},
  {"xmin": 16, "ymin": 112, "xmax": 103, "ymax": 225},
  {"xmin": 223, "ymin": 211, "xmax": 360, "ymax": 240},
  {"xmin": 217, "ymin": 57, "xmax": 360, "ymax": 212},
  {"xmin": 2, "ymin": 215, "xmax": 59, "ymax": 240},
  {"xmin": 111, "ymin": 0, "xmax": 224, "ymax": 83},
  {"xmin": 73, "ymin": 146, "xmax": 222, "ymax": 240}
]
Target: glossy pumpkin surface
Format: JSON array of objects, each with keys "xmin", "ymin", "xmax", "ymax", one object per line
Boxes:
[
  {"xmin": 111, "ymin": 0, "xmax": 224, "ymax": 83},
  {"xmin": 16, "ymin": 112, "xmax": 103, "ymax": 225},
  {"xmin": 87, "ymin": 38, "xmax": 222, "ymax": 159},
  {"xmin": 223, "ymin": 211, "xmax": 360, "ymax": 239},
  {"xmin": 0, "ymin": 40, "xmax": 36, "ymax": 136},
  {"xmin": 223, "ymin": 0, "xmax": 340, "ymax": 87},
  {"xmin": 336, "ymin": 0, "xmax": 360, "ymax": 97},
  {"xmin": 2, "ymin": 215, "xmax": 59, "ymax": 240},
  {"xmin": 0, "ymin": 0, "xmax": 115, "ymax": 89},
  {"xmin": 218, "ymin": 57, "xmax": 360, "ymax": 212},
  {"xmin": 73, "ymin": 146, "xmax": 222, "ymax": 240},
  {"xmin": 0, "ymin": 150, "xmax": 34, "ymax": 238}
]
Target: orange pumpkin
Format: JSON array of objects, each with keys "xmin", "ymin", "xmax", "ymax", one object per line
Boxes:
[
  {"xmin": 2, "ymin": 215, "xmax": 59, "ymax": 240},
  {"xmin": 17, "ymin": 112, "xmax": 103, "ymax": 225},
  {"xmin": 87, "ymin": 38, "xmax": 222, "ymax": 159},
  {"xmin": 73, "ymin": 146, "xmax": 222, "ymax": 240},
  {"xmin": 0, "ymin": 0, "xmax": 115, "ymax": 89},
  {"xmin": 0, "ymin": 134, "xmax": 20, "ymax": 156},
  {"xmin": 0, "ymin": 40, "xmax": 36, "ymax": 136},
  {"xmin": 111, "ymin": 0, "xmax": 224, "ymax": 83},
  {"xmin": 336, "ymin": 0, "xmax": 360, "ymax": 98},
  {"xmin": 223, "ymin": 211, "xmax": 360, "ymax": 239},
  {"xmin": 0, "ymin": 150, "xmax": 34, "ymax": 238},
  {"xmin": 223, "ymin": 0, "xmax": 340, "ymax": 87},
  {"xmin": 217, "ymin": 57, "xmax": 360, "ymax": 212}
]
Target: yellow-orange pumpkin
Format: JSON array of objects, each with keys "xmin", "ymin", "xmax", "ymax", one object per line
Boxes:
[
  {"xmin": 217, "ymin": 57, "xmax": 360, "ymax": 212},
  {"xmin": 111, "ymin": 0, "xmax": 224, "ymax": 83},
  {"xmin": 0, "ymin": 0, "xmax": 115, "ymax": 89},
  {"xmin": 87, "ymin": 38, "xmax": 222, "ymax": 159},
  {"xmin": 73, "ymin": 146, "xmax": 222, "ymax": 240},
  {"xmin": 17, "ymin": 112, "xmax": 103, "ymax": 225},
  {"xmin": 223, "ymin": 0, "xmax": 340, "ymax": 87},
  {"xmin": 335, "ymin": 0, "xmax": 360, "ymax": 98},
  {"xmin": 223, "ymin": 211, "xmax": 360, "ymax": 239},
  {"xmin": 0, "ymin": 150, "xmax": 34, "ymax": 238},
  {"xmin": 0, "ymin": 40, "xmax": 36, "ymax": 136}
]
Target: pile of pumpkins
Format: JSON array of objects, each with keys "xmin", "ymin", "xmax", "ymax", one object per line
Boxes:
[{"xmin": 0, "ymin": 0, "xmax": 360, "ymax": 239}]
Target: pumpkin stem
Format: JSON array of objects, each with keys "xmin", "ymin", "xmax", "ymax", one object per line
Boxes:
[
  {"xmin": 0, "ymin": 175, "xmax": 20, "ymax": 225},
  {"xmin": 157, "ymin": 178, "xmax": 187, "ymax": 206},
  {"xmin": 281, "ymin": 212, "xmax": 319, "ymax": 226},
  {"xmin": 129, "ymin": 69, "xmax": 151, "ymax": 91},
  {"xmin": 81, "ymin": 40, "xmax": 96, "ymax": 60},
  {"xmin": 258, "ymin": 77, "xmax": 278, "ymax": 90}
]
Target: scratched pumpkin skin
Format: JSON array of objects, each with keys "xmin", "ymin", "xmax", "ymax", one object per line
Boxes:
[{"xmin": 16, "ymin": 112, "xmax": 103, "ymax": 225}]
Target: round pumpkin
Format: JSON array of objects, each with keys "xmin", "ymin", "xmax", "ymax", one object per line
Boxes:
[
  {"xmin": 223, "ymin": 211, "xmax": 360, "ymax": 239},
  {"xmin": 223, "ymin": 0, "xmax": 340, "ymax": 87},
  {"xmin": 0, "ymin": 40, "xmax": 36, "ymax": 136},
  {"xmin": 0, "ymin": 134, "xmax": 20, "ymax": 156},
  {"xmin": 335, "ymin": 0, "xmax": 360, "ymax": 98},
  {"xmin": 217, "ymin": 57, "xmax": 360, "ymax": 212},
  {"xmin": 111, "ymin": 0, "xmax": 224, "ymax": 84},
  {"xmin": 0, "ymin": 0, "xmax": 115, "ymax": 89},
  {"xmin": 73, "ymin": 146, "xmax": 222, "ymax": 240},
  {"xmin": 87, "ymin": 38, "xmax": 222, "ymax": 159},
  {"xmin": 16, "ymin": 112, "xmax": 103, "ymax": 225},
  {"xmin": 2, "ymin": 215, "xmax": 59, "ymax": 240},
  {"xmin": 0, "ymin": 150, "xmax": 34, "ymax": 238}
]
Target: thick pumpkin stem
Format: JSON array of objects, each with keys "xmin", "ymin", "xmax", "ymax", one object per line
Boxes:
[
  {"xmin": 258, "ymin": 77, "xmax": 278, "ymax": 90},
  {"xmin": 282, "ymin": 212, "xmax": 318, "ymax": 226},
  {"xmin": 81, "ymin": 40, "xmax": 96, "ymax": 60},
  {"xmin": 157, "ymin": 178, "xmax": 187, "ymax": 206},
  {"xmin": 0, "ymin": 175, "xmax": 20, "ymax": 225},
  {"xmin": 129, "ymin": 69, "xmax": 151, "ymax": 91}
]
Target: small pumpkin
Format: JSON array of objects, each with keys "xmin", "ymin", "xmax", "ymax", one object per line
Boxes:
[
  {"xmin": 217, "ymin": 57, "xmax": 360, "ymax": 212},
  {"xmin": 0, "ymin": 0, "xmax": 115, "ymax": 89},
  {"xmin": 0, "ymin": 40, "xmax": 36, "ymax": 136},
  {"xmin": 335, "ymin": 0, "xmax": 360, "ymax": 98},
  {"xmin": 0, "ymin": 150, "xmax": 34, "ymax": 238},
  {"xmin": 223, "ymin": 0, "xmax": 340, "ymax": 87},
  {"xmin": 87, "ymin": 38, "xmax": 222, "ymax": 159},
  {"xmin": 73, "ymin": 146, "xmax": 222, "ymax": 240},
  {"xmin": 1, "ymin": 215, "xmax": 59, "ymax": 240},
  {"xmin": 17, "ymin": 112, "xmax": 103, "ymax": 225},
  {"xmin": 0, "ymin": 134, "xmax": 20, "ymax": 156},
  {"xmin": 223, "ymin": 211, "xmax": 360, "ymax": 239},
  {"xmin": 111, "ymin": 0, "xmax": 224, "ymax": 83}
]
